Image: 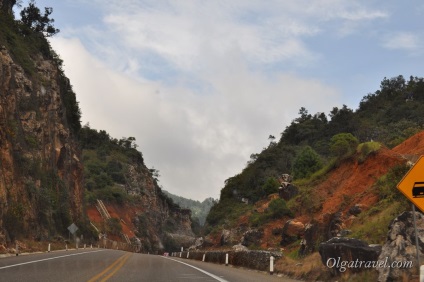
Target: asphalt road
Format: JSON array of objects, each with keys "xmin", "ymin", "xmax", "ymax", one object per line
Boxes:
[{"xmin": 0, "ymin": 249, "xmax": 301, "ymax": 282}]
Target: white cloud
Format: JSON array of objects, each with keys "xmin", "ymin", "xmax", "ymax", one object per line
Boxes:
[
  {"xmin": 46, "ymin": 0, "xmax": 398, "ymax": 200},
  {"xmin": 382, "ymin": 32, "xmax": 422, "ymax": 52},
  {"xmin": 51, "ymin": 36, "xmax": 341, "ymax": 200}
]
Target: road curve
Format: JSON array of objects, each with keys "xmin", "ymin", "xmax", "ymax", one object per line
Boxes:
[{"xmin": 0, "ymin": 249, "xmax": 300, "ymax": 282}]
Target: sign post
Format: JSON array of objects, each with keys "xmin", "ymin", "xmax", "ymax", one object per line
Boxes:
[
  {"xmin": 397, "ymin": 156, "xmax": 424, "ymax": 273},
  {"xmin": 67, "ymin": 223, "xmax": 79, "ymax": 250}
]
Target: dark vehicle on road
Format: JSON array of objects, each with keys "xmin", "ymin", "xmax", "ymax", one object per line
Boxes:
[{"xmin": 412, "ymin": 182, "xmax": 424, "ymax": 197}]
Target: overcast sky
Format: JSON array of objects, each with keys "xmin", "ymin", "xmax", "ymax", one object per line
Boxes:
[{"xmin": 16, "ymin": 1, "xmax": 424, "ymax": 200}]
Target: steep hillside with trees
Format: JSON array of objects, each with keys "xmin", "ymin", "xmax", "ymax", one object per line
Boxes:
[
  {"xmin": 80, "ymin": 125, "xmax": 195, "ymax": 252},
  {"xmin": 204, "ymin": 75, "xmax": 423, "ymax": 280},
  {"xmin": 0, "ymin": 1, "xmax": 194, "ymax": 253},
  {"xmin": 207, "ymin": 75, "xmax": 423, "ymax": 229}
]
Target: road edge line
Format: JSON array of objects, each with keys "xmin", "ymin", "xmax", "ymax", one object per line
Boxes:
[{"xmin": 164, "ymin": 257, "xmax": 229, "ymax": 282}]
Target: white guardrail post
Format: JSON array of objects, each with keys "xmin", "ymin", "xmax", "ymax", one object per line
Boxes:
[
  {"xmin": 270, "ymin": 256, "xmax": 275, "ymax": 275},
  {"xmin": 420, "ymin": 265, "xmax": 424, "ymax": 282},
  {"xmin": 225, "ymin": 253, "xmax": 229, "ymax": 266},
  {"xmin": 202, "ymin": 253, "xmax": 205, "ymax": 262},
  {"xmin": 48, "ymin": 243, "xmax": 51, "ymax": 252}
]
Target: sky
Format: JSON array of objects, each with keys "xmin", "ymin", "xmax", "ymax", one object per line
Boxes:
[{"xmin": 14, "ymin": 0, "xmax": 424, "ymax": 201}]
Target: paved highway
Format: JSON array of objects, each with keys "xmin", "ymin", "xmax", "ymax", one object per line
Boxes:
[{"xmin": 0, "ymin": 249, "xmax": 300, "ymax": 281}]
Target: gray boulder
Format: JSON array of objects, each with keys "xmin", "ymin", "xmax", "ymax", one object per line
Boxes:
[
  {"xmin": 279, "ymin": 184, "xmax": 299, "ymax": 201},
  {"xmin": 241, "ymin": 229, "xmax": 263, "ymax": 247},
  {"xmin": 319, "ymin": 237, "xmax": 381, "ymax": 275},
  {"xmin": 378, "ymin": 211, "xmax": 424, "ymax": 282}
]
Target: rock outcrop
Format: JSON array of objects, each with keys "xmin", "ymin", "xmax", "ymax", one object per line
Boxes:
[
  {"xmin": 319, "ymin": 237, "xmax": 381, "ymax": 275},
  {"xmin": 0, "ymin": 42, "xmax": 84, "ymax": 243},
  {"xmin": 378, "ymin": 211, "xmax": 423, "ymax": 281},
  {"xmin": 241, "ymin": 228, "xmax": 263, "ymax": 247},
  {"xmin": 281, "ymin": 220, "xmax": 304, "ymax": 246}
]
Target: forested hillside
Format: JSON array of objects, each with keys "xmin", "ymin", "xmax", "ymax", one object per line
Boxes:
[{"xmin": 206, "ymin": 75, "xmax": 423, "ymax": 228}]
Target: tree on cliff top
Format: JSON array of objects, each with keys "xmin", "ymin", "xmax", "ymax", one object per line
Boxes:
[{"xmin": 20, "ymin": 0, "xmax": 59, "ymax": 37}]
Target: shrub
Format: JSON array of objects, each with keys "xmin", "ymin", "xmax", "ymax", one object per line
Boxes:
[
  {"xmin": 292, "ymin": 146, "xmax": 323, "ymax": 179},
  {"xmin": 106, "ymin": 218, "xmax": 122, "ymax": 235},
  {"xmin": 250, "ymin": 198, "xmax": 293, "ymax": 226},
  {"xmin": 330, "ymin": 133, "xmax": 359, "ymax": 160},
  {"xmin": 357, "ymin": 141, "xmax": 381, "ymax": 163},
  {"xmin": 262, "ymin": 177, "xmax": 280, "ymax": 195},
  {"xmin": 268, "ymin": 198, "xmax": 292, "ymax": 217}
]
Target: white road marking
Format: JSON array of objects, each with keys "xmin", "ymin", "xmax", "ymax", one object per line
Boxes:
[
  {"xmin": 0, "ymin": 250, "xmax": 105, "ymax": 270},
  {"xmin": 164, "ymin": 257, "xmax": 229, "ymax": 282}
]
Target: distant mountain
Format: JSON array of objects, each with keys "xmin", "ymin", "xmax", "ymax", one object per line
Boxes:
[{"xmin": 163, "ymin": 191, "xmax": 216, "ymax": 226}]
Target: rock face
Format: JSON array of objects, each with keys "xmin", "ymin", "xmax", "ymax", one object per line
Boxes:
[
  {"xmin": 378, "ymin": 211, "xmax": 424, "ymax": 282},
  {"xmin": 0, "ymin": 44, "xmax": 84, "ymax": 243},
  {"xmin": 121, "ymin": 162, "xmax": 194, "ymax": 252},
  {"xmin": 348, "ymin": 204, "xmax": 363, "ymax": 216},
  {"xmin": 278, "ymin": 173, "xmax": 298, "ymax": 201},
  {"xmin": 0, "ymin": 9, "xmax": 195, "ymax": 253},
  {"xmin": 319, "ymin": 237, "xmax": 382, "ymax": 275},
  {"xmin": 0, "ymin": 0, "xmax": 15, "ymax": 14},
  {"xmin": 241, "ymin": 229, "xmax": 263, "ymax": 247},
  {"xmin": 279, "ymin": 184, "xmax": 299, "ymax": 201},
  {"xmin": 281, "ymin": 220, "xmax": 304, "ymax": 246}
]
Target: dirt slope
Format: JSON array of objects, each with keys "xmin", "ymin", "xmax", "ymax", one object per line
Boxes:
[
  {"xmin": 393, "ymin": 131, "xmax": 424, "ymax": 156},
  {"xmin": 87, "ymin": 204, "xmax": 138, "ymax": 240},
  {"xmin": 259, "ymin": 131, "xmax": 424, "ymax": 249}
]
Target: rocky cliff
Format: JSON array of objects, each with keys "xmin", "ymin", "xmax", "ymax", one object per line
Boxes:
[
  {"xmin": 81, "ymin": 127, "xmax": 195, "ymax": 253},
  {"xmin": 0, "ymin": 0, "xmax": 15, "ymax": 14},
  {"xmin": 0, "ymin": 4, "xmax": 194, "ymax": 251},
  {"xmin": 0, "ymin": 36, "xmax": 84, "ymax": 242}
]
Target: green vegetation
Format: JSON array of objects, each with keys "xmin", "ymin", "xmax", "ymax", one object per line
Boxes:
[
  {"xmin": 80, "ymin": 125, "xmax": 143, "ymax": 204},
  {"xmin": 330, "ymin": 133, "xmax": 359, "ymax": 160},
  {"xmin": 250, "ymin": 198, "xmax": 293, "ymax": 227},
  {"xmin": 20, "ymin": 0, "xmax": 60, "ymax": 37},
  {"xmin": 207, "ymin": 75, "xmax": 423, "ymax": 242},
  {"xmin": 348, "ymin": 165, "xmax": 410, "ymax": 244},
  {"xmin": 357, "ymin": 141, "xmax": 381, "ymax": 163},
  {"xmin": 261, "ymin": 177, "xmax": 280, "ymax": 196},
  {"xmin": 105, "ymin": 218, "xmax": 123, "ymax": 236},
  {"xmin": 292, "ymin": 146, "xmax": 323, "ymax": 180}
]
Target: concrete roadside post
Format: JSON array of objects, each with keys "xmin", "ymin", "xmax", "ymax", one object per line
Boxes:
[
  {"xmin": 270, "ymin": 256, "xmax": 275, "ymax": 275},
  {"xmin": 15, "ymin": 243, "xmax": 19, "ymax": 256},
  {"xmin": 48, "ymin": 243, "xmax": 51, "ymax": 252},
  {"xmin": 225, "ymin": 253, "xmax": 229, "ymax": 266},
  {"xmin": 202, "ymin": 253, "xmax": 206, "ymax": 262},
  {"xmin": 187, "ymin": 252, "xmax": 190, "ymax": 259}
]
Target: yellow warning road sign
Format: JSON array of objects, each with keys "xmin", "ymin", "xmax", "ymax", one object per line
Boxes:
[{"xmin": 397, "ymin": 156, "xmax": 424, "ymax": 212}]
